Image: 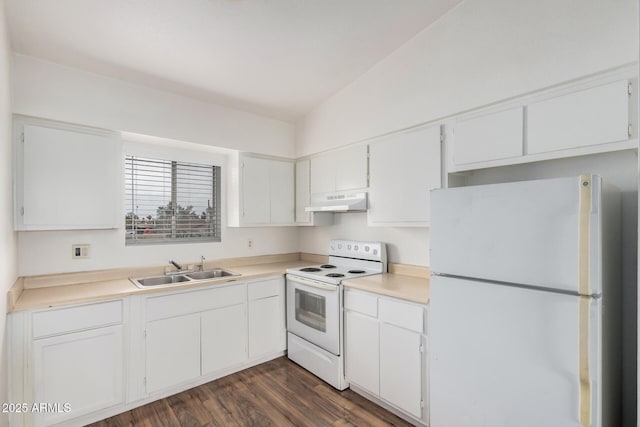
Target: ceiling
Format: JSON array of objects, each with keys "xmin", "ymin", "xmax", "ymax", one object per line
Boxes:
[{"xmin": 5, "ymin": 0, "xmax": 463, "ymax": 122}]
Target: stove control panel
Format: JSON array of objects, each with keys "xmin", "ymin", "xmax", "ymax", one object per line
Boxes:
[{"xmin": 329, "ymin": 239, "xmax": 386, "ymax": 262}]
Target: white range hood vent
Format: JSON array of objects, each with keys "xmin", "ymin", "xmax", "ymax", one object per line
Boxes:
[{"xmin": 305, "ymin": 192, "xmax": 368, "ymax": 212}]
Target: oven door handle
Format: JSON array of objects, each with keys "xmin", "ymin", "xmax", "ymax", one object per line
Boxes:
[{"xmin": 286, "ymin": 274, "xmax": 339, "ymax": 291}]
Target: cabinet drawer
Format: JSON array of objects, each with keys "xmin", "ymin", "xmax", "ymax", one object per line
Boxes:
[
  {"xmin": 146, "ymin": 283, "xmax": 246, "ymax": 321},
  {"xmin": 248, "ymin": 278, "xmax": 284, "ymax": 300},
  {"xmin": 379, "ymin": 298, "xmax": 423, "ymax": 333},
  {"xmin": 33, "ymin": 300, "xmax": 123, "ymax": 339},
  {"xmin": 344, "ymin": 290, "xmax": 378, "ymax": 318}
]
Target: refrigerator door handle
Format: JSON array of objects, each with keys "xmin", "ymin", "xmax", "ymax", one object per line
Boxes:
[
  {"xmin": 578, "ymin": 296, "xmax": 592, "ymax": 426},
  {"xmin": 578, "ymin": 174, "xmax": 592, "ymax": 297}
]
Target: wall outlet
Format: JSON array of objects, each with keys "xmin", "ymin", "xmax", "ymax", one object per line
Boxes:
[
  {"xmin": 248, "ymin": 239, "xmax": 254, "ymax": 249},
  {"xmin": 72, "ymin": 244, "xmax": 90, "ymax": 259}
]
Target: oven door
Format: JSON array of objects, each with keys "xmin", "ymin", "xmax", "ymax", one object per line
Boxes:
[{"xmin": 286, "ymin": 274, "xmax": 340, "ymax": 356}]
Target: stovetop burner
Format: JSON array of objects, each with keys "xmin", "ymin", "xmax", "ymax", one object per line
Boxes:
[
  {"xmin": 348, "ymin": 270, "xmax": 365, "ymax": 274},
  {"xmin": 300, "ymin": 267, "xmax": 322, "ymax": 272},
  {"xmin": 326, "ymin": 273, "xmax": 345, "ymax": 278},
  {"xmin": 321, "ymin": 264, "xmax": 336, "ymax": 269}
]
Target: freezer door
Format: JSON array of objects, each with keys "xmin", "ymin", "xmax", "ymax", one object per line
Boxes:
[
  {"xmin": 429, "ymin": 276, "xmax": 601, "ymax": 427},
  {"xmin": 430, "ymin": 175, "xmax": 602, "ymax": 294}
]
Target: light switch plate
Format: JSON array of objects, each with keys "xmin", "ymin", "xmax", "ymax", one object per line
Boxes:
[{"xmin": 72, "ymin": 244, "xmax": 90, "ymax": 259}]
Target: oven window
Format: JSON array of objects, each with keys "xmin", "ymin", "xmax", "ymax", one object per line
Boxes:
[{"xmin": 295, "ymin": 288, "xmax": 326, "ymax": 332}]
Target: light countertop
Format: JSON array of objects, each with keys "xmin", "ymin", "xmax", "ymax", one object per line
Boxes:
[
  {"xmin": 10, "ymin": 260, "xmax": 312, "ymax": 313},
  {"xmin": 343, "ymin": 273, "xmax": 429, "ymax": 304}
]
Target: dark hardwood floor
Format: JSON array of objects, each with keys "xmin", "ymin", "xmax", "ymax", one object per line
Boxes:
[{"xmin": 89, "ymin": 357, "xmax": 412, "ymax": 427}]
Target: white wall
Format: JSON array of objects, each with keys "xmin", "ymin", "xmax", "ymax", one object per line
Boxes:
[
  {"xmin": 0, "ymin": 1, "xmax": 17, "ymax": 425},
  {"xmin": 299, "ymin": 215, "xmax": 429, "ymax": 266},
  {"xmin": 295, "ymin": 0, "xmax": 638, "ymax": 157},
  {"xmin": 12, "ymin": 54, "xmax": 295, "ymax": 158}
]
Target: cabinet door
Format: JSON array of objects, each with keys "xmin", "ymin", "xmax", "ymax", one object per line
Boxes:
[
  {"xmin": 295, "ymin": 159, "xmax": 311, "ymax": 224},
  {"xmin": 269, "ymin": 160, "xmax": 294, "ymax": 224},
  {"xmin": 241, "ymin": 156, "xmax": 271, "ymax": 224},
  {"xmin": 528, "ymin": 80, "xmax": 630, "ymax": 154},
  {"xmin": 201, "ymin": 304, "xmax": 247, "ymax": 375},
  {"xmin": 368, "ymin": 126, "xmax": 440, "ymax": 226},
  {"xmin": 335, "ymin": 145, "xmax": 368, "ymax": 191},
  {"xmin": 379, "ymin": 322, "xmax": 422, "ymax": 418},
  {"xmin": 344, "ymin": 310, "xmax": 379, "ymax": 394},
  {"xmin": 32, "ymin": 325, "xmax": 124, "ymax": 426},
  {"xmin": 249, "ymin": 295, "xmax": 286, "ymax": 359},
  {"xmin": 453, "ymin": 107, "xmax": 523, "ymax": 165},
  {"xmin": 310, "ymin": 153, "xmax": 335, "ymax": 194},
  {"xmin": 19, "ymin": 123, "xmax": 120, "ymax": 230},
  {"xmin": 146, "ymin": 313, "xmax": 200, "ymax": 393}
]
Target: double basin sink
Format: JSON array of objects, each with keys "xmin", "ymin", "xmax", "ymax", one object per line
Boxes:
[{"xmin": 130, "ymin": 269, "xmax": 240, "ymax": 289}]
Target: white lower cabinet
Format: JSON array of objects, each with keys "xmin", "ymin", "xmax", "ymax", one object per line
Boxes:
[
  {"xmin": 9, "ymin": 276, "xmax": 288, "ymax": 426},
  {"xmin": 8, "ymin": 299, "xmax": 127, "ymax": 427},
  {"xmin": 145, "ymin": 313, "xmax": 201, "ymax": 394},
  {"xmin": 344, "ymin": 288, "xmax": 428, "ymax": 425},
  {"xmin": 248, "ymin": 278, "xmax": 286, "ymax": 358},
  {"xmin": 32, "ymin": 325, "xmax": 125, "ymax": 426},
  {"xmin": 345, "ymin": 310, "xmax": 379, "ymax": 393},
  {"xmin": 202, "ymin": 303, "xmax": 248, "ymax": 375},
  {"xmin": 379, "ymin": 323, "xmax": 423, "ymax": 418}
]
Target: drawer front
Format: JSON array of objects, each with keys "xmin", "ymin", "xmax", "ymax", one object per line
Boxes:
[
  {"xmin": 379, "ymin": 298, "xmax": 423, "ymax": 333},
  {"xmin": 344, "ymin": 290, "xmax": 378, "ymax": 318},
  {"xmin": 33, "ymin": 300, "xmax": 123, "ymax": 339},
  {"xmin": 146, "ymin": 283, "xmax": 246, "ymax": 322},
  {"xmin": 248, "ymin": 277, "xmax": 284, "ymax": 300}
]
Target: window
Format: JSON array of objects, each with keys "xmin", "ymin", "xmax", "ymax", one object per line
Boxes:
[{"xmin": 125, "ymin": 156, "xmax": 221, "ymax": 244}]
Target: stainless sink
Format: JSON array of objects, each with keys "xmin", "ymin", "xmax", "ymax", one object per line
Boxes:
[
  {"xmin": 186, "ymin": 269, "xmax": 239, "ymax": 280},
  {"xmin": 134, "ymin": 275, "xmax": 191, "ymax": 287},
  {"xmin": 131, "ymin": 268, "xmax": 240, "ymax": 288}
]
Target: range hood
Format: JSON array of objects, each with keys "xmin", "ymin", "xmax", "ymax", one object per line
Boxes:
[{"xmin": 305, "ymin": 192, "xmax": 368, "ymax": 212}]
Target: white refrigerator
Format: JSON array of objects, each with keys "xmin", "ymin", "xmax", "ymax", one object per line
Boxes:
[{"xmin": 429, "ymin": 175, "xmax": 621, "ymax": 427}]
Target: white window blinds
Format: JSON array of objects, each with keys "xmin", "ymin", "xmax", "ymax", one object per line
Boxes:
[{"xmin": 125, "ymin": 156, "xmax": 221, "ymax": 244}]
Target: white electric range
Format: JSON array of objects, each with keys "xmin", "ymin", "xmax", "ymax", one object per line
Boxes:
[{"xmin": 285, "ymin": 239, "xmax": 387, "ymax": 390}]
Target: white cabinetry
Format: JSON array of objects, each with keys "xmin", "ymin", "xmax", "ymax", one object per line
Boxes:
[
  {"xmin": 453, "ymin": 107, "xmax": 523, "ymax": 166},
  {"xmin": 14, "ymin": 118, "xmax": 121, "ymax": 230},
  {"xmin": 344, "ymin": 288, "xmax": 427, "ymax": 425},
  {"xmin": 527, "ymin": 79, "xmax": 630, "ymax": 154},
  {"xmin": 14, "ymin": 300, "xmax": 126, "ymax": 427},
  {"xmin": 368, "ymin": 125, "xmax": 441, "ymax": 226},
  {"xmin": 345, "ymin": 310, "xmax": 379, "ymax": 393},
  {"xmin": 141, "ymin": 277, "xmax": 286, "ymax": 396},
  {"xmin": 295, "ymin": 159, "xmax": 333, "ymax": 226},
  {"xmin": 448, "ymin": 70, "xmax": 636, "ymax": 172},
  {"xmin": 143, "ymin": 283, "xmax": 248, "ymax": 395},
  {"xmin": 248, "ymin": 277, "xmax": 286, "ymax": 358},
  {"xmin": 145, "ymin": 313, "xmax": 200, "ymax": 393},
  {"xmin": 229, "ymin": 153, "xmax": 295, "ymax": 226},
  {"xmin": 202, "ymin": 304, "xmax": 248, "ymax": 375},
  {"xmin": 310, "ymin": 145, "xmax": 368, "ymax": 195}
]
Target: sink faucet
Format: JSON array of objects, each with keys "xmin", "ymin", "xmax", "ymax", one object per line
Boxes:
[
  {"xmin": 199, "ymin": 256, "xmax": 206, "ymax": 272},
  {"xmin": 169, "ymin": 260, "xmax": 183, "ymax": 271}
]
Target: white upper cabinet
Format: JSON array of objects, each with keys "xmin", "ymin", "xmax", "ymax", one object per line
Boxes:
[
  {"xmin": 295, "ymin": 159, "xmax": 333, "ymax": 226},
  {"xmin": 448, "ymin": 69, "xmax": 636, "ymax": 172},
  {"xmin": 310, "ymin": 144, "xmax": 368, "ymax": 195},
  {"xmin": 527, "ymin": 80, "xmax": 630, "ymax": 154},
  {"xmin": 14, "ymin": 119, "xmax": 121, "ymax": 230},
  {"xmin": 295, "ymin": 159, "xmax": 311, "ymax": 224},
  {"xmin": 241, "ymin": 156, "xmax": 271, "ymax": 225},
  {"xmin": 229, "ymin": 153, "xmax": 295, "ymax": 227},
  {"xmin": 368, "ymin": 125, "xmax": 441, "ymax": 227},
  {"xmin": 453, "ymin": 107, "xmax": 523, "ymax": 166}
]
